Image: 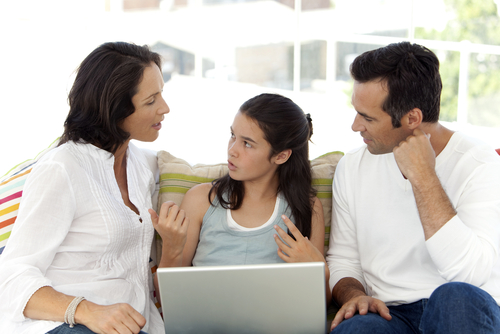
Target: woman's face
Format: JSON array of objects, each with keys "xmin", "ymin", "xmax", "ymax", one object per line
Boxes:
[
  {"xmin": 227, "ymin": 111, "xmax": 281, "ymax": 183},
  {"xmin": 122, "ymin": 62, "xmax": 170, "ymax": 142}
]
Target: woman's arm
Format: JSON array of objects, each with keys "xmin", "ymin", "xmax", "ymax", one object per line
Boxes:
[{"xmin": 25, "ymin": 286, "xmax": 146, "ymax": 333}]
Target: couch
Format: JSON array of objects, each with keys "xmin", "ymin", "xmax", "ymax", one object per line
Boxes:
[{"xmin": 0, "ymin": 141, "xmax": 344, "ymax": 325}]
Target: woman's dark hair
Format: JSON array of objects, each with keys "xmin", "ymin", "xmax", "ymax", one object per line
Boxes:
[
  {"xmin": 59, "ymin": 42, "xmax": 162, "ymax": 153},
  {"xmin": 209, "ymin": 93, "xmax": 316, "ymax": 238},
  {"xmin": 350, "ymin": 41, "xmax": 442, "ymax": 128}
]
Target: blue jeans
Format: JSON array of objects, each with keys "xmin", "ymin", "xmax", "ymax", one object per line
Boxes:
[
  {"xmin": 47, "ymin": 323, "xmax": 148, "ymax": 334},
  {"xmin": 331, "ymin": 282, "xmax": 500, "ymax": 334}
]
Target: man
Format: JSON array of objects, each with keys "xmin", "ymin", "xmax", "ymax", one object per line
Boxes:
[{"xmin": 326, "ymin": 41, "xmax": 500, "ymax": 333}]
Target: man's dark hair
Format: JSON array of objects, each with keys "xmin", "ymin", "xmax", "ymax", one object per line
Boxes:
[
  {"xmin": 59, "ymin": 42, "xmax": 162, "ymax": 153},
  {"xmin": 350, "ymin": 41, "xmax": 442, "ymax": 127}
]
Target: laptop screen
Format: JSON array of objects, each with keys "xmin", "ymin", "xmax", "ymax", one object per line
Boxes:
[{"xmin": 157, "ymin": 262, "xmax": 327, "ymax": 334}]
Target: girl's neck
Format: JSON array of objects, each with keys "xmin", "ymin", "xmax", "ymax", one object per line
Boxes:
[{"xmin": 242, "ymin": 174, "xmax": 280, "ymax": 202}]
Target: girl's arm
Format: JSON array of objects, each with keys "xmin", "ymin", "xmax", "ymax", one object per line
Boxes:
[
  {"xmin": 150, "ymin": 183, "xmax": 212, "ymax": 304},
  {"xmin": 149, "ymin": 183, "xmax": 212, "ymax": 267},
  {"xmin": 179, "ymin": 183, "xmax": 213, "ymax": 266},
  {"xmin": 274, "ymin": 197, "xmax": 332, "ymax": 304}
]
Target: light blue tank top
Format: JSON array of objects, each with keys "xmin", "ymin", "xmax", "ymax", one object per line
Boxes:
[{"xmin": 192, "ymin": 194, "xmax": 293, "ymax": 266}]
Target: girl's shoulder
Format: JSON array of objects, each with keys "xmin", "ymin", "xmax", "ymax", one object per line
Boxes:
[
  {"xmin": 181, "ymin": 183, "xmax": 214, "ymax": 219},
  {"xmin": 185, "ymin": 182, "xmax": 213, "ymax": 199}
]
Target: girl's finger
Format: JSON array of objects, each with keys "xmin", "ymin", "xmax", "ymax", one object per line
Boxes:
[
  {"xmin": 159, "ymin": 201, "xmax": 177, "ymax": 219},
  {"xmin": 281, "ymin": 215, "xmax": 305, "ymax": 240},
  {"xmin": 273, "ymin": 233, "xmax": 291, "ymax": 252},
  {"xmin": 274, "ymin": 225, "xmax": 294, "ymax": 245},
  {"xmin": 148, "ymin": 209, "xmax": 158, "ymax": 224}
]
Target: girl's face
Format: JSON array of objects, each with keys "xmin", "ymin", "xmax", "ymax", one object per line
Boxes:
[
  {"xmin": 227, "ymin": 111, "xmax": 282, "ymax": 184},
  {"xmin": 121, "ymin": 62, "xmax": 170, "ymax": 143}
]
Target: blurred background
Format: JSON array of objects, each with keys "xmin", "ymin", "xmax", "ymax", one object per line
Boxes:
[{"xmin": 1, "ymin": 0, "xmax": 500, "ymax": 175}]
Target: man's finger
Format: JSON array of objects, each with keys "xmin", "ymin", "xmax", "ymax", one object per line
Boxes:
[{"xmin": 330, "ymin": 308, "xmax": 347, "ymax": 330}]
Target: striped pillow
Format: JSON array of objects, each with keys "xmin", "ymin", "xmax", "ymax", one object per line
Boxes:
[
  {"xmin": 0, "ymin": 140, "xmax": 59, "ymax": 255},
  {"xmin": 157, "ymin": 150, "xmax": 343, "ymax": 254}
]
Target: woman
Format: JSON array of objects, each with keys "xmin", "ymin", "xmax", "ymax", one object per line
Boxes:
[
  {"xmin": 151, "ymin": 93, "xmax": 331, "ymax": 304},
  {"xmin": 0, "ymin": 42, "xmax": 170, "ymax": 334}
]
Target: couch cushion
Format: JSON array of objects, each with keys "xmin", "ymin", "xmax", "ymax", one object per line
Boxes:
[{"xmin": 157, "ymin": 150, "xmax": 343, "ymax": 254}]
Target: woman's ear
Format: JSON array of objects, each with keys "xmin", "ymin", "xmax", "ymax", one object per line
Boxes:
[
  {"xmin": 403, "ymin": 108, "xmax": 423, "ymax": 130},
  {"xmin": 274, "ymin": 149, "xmax": 292, "ymax": 165}
]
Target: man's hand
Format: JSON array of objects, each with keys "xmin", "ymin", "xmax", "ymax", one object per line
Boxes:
[
  {"xmin": 330, "ymin": 295, "xmax": 391, "ymax": 331},
  {"xmin": 393, "ymin": 128, "xmax": 435, "ymax": 182}
]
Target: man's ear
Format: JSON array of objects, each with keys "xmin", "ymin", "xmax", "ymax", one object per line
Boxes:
[
  {"xmin": 403, "ymin": 108, "xmax": 423, "ymax": 130},
  {"xmin": 274, "ymin": 149, "xmax": 292, "ymax": 165}
]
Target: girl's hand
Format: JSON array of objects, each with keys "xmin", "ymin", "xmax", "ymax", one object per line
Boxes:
[
  {"xmin": 149, "ymin": 201, "xmax": 189, "ymax": 265},
  {"xmin": 273, "ymin": 215, "xmax": 325, "ymax": 263}
]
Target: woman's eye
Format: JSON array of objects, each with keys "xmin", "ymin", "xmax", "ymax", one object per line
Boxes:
[
  {"xmin": 147, "ymin": 99, "xmax": 155, "ymax": 105},
  {"xmin": 230, "ymin": 132, "xmax": 235, "ymax": 138},
  {"xmin": 244, "ymin": 141, "xmax": 252, "ymax": 148}
]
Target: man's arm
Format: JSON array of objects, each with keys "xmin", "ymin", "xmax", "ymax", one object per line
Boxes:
[
  {"xmin": 394, "ymin": 129, "xmax": 500, "ymax": 285},
  {"xmin": 327, "ymin": 157, "xmax": 391, "ymax": 329},
  {"xmin": 393, "ymin": 128, "xmax": 456, "ymax": 240},
  {"xmin": 330, "ymin": 278, "xmax": 391, "ymax": 330}
]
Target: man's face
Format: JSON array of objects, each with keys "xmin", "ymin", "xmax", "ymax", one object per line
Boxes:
[{"xmin": 351, "ymin": 80, "xmax": 411, "ymax": 155}]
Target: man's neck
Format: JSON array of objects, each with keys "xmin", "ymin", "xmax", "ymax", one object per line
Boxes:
[{"xmin": 419, "ymin": 122, "xmax": 454, "ymax": 156}]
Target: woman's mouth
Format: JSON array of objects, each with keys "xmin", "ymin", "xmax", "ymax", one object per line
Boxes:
[{"xmin": 152, "ymin": 122, "xmax": 162, "ymax": 130}]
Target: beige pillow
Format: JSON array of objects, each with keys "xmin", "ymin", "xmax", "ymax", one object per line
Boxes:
[{"xmin": 157, "ymin": 150, "xmax": 343, "ymax": 254}]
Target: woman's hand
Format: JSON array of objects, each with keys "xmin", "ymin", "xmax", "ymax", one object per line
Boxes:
[
  {"xmin": 76, "ymin": 300, "xmax": 146, "ymax": 334},
  {"xmin": 273, "ymin": 215, "xmax": 325, "ymax": 263},
  {"xmin": 149, "ymin": 201, "xmax": 189, "ymax": 266}
]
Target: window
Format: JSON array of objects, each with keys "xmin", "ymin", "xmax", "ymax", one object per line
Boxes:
[{"xmin": 1, "ymin": 0, "xmax": 499, "ymax": 174}]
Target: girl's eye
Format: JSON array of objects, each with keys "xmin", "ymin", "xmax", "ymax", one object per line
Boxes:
[
  {"xmin": 244, "ymin": 141, "xmax": 252, "ymax": 148},
  {"xmin": 230, "ymin": 132, "xmax": 235, "ymax": 138}
]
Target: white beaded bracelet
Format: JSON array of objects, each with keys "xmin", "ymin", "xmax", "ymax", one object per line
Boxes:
[{"xmin": 64, "ymin": 296, "xmax": 86, "ymax": 328}]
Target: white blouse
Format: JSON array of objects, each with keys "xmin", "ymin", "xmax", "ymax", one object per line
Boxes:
[{"xmin": 0, "ymin": 141, "xmax": 165, "ymax": 334}]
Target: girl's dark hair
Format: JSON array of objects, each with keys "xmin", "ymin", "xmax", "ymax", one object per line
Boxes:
[
  {"xmin": 209, "ymin": 93, "xmax": 316, "ymax": 238},
  {"xmin": 350, "ymin": 41, "xmax": 442, "ymax": 128},
  {"xmin": 59, "ymin": 42, "xmax": 162, "ymax": 153}
]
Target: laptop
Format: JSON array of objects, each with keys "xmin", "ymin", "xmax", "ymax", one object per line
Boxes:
[{"xmin": 157, "ymin": 262, "xmax": 327, "ymax": 334}]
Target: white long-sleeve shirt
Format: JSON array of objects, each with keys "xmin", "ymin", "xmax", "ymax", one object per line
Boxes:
[
  {"xmin": 326, "ymin": 132, "xmax": 500, "ymax": 305},
  {"xmin": 0, "ymin": 141, "xmax": 165, "ymax": 334}
]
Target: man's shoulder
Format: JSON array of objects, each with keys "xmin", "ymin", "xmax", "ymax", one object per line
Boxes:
[
  {"xmin": 446, "ymin": 132, "xmax": 500, "ymax": 163},
  {"xmin": 340, "ymin": 144, "xmax": 391, "ymax": 168}
]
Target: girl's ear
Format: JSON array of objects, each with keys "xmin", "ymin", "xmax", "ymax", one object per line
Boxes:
[{"xmin": 274, "ymin": 149, "xmax": 292, "ymax": 165}]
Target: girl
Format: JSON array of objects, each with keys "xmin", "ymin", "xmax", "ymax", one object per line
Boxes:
[{"xmin": 151, "ymin": 93, "xmax": 331, "ymax": 303}]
